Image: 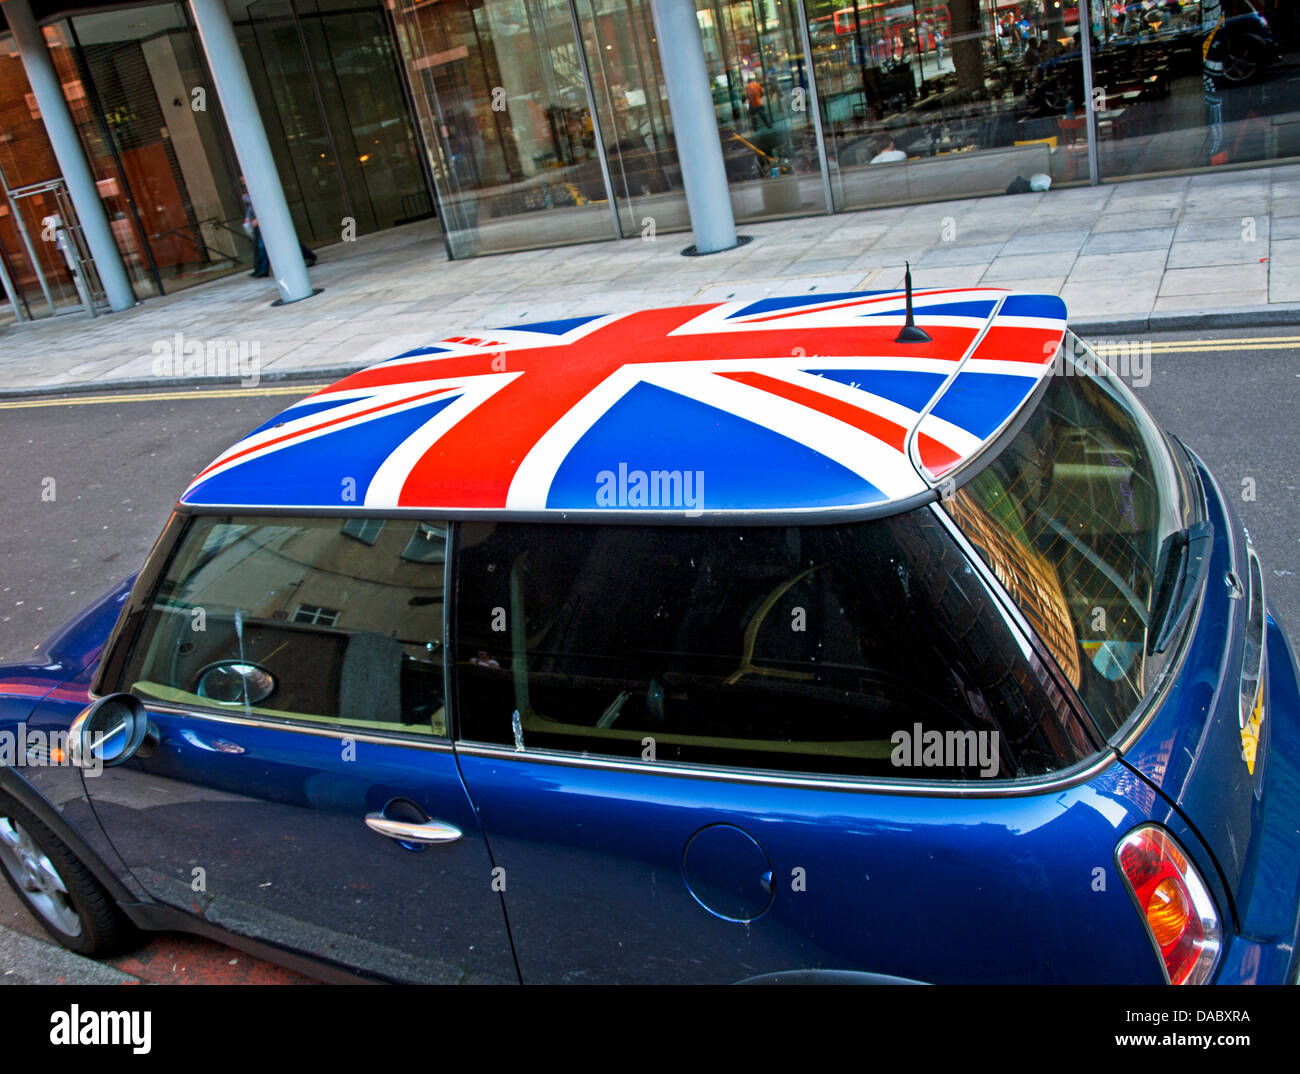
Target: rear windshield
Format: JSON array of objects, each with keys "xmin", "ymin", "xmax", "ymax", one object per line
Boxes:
[
  {"xmin": 454, "ymin": 511, "xmax": 1094, "ymax": 780},
  {"xmin": 944, "ymin": 343, "xmax": 1187, "ymax": 738}
]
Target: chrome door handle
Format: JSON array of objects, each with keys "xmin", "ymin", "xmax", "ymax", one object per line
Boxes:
[{"xmin": 364, "ymin": 813, "xmax": 462, "ymax": 844}]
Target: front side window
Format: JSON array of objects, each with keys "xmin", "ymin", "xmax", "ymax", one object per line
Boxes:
[
  {"xmin": 116, "ymin": 516, "xmax": 449, "ymax": 736},
  {"xmin": 453, "ymin": 514, "xmax": 1093, "ymax": 780},
  {"xmin": 945, "ymin": 346, "xmax": 1189, "ymax": 737}
]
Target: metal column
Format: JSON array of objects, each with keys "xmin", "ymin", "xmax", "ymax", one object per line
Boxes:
[
  {"xmin": 189, "ymin": 0, "xmax": 314, "ymax": 303},
  {"xmin": 0, "ymin": 236, "xmax": 28, "ymax": 322},
  {"xmin": 3, "ymin": 0, "xmax": 135, "ymax": 312},
  {"xmin": 1078, "ymin": 0, "xmax": 1101, "ymax": 186},
  {"xmin": 0, "ymin": 166, "xmax": 56, "ymax": 314},
  {"xmin": 648, "ymin": 0, "xmax": 739, "ymax": 253},
  {"xmin": 566, "ymin": 0, "xmax": 624, "ymax": 241},
  {"xmin": 794, "ymin": 0, "xmax": 834, "ymax": 214}
]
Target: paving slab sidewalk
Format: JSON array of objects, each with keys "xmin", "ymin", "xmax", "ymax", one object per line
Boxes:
[{"xmin": 3, "ymin": 163, "xmax": 1299, "ymax": 398}]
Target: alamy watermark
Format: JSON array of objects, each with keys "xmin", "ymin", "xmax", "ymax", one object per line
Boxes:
[
  {"xmin": 890, "ymin": 722, "xmax": 1000, "ymax": 778},
  {"xmin": 50, "ymin": 1006, "xmax": 150, "ymax": 1054},
  {"xmin": 0, "ymin": 723, "xmax": 101, "ymax": 776},
  {"xmin": 1048, "ymin": 336, "xmax": 1151, "ymax": 388},
  {"xmin": 595, "ymin": 463, "xmax": 704, "ymax": 515},
  {"xmin": 151, "ymin": 331, "xmax": 261, "ymax": 387}
]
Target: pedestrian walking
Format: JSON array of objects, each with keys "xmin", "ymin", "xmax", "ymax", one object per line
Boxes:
[
  {"xmin": 745, "ymin": 72, "xmax": 772, "ymax": 130},
  {"xmin": 241, "ymin": 176, "xmax": 316, "ymax": 278}
]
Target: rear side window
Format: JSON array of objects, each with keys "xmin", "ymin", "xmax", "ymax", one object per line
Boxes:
[
  {"xmin": 453, "ymin": 514, "xmax": 1093, "ymax": 780},
  {"xmin": 116, "ymin": 516, "xmax": 448, "ymax": 737},
  {"xmin": 945, "ymin": 350, "xmax": 1187, "ymax": 738}
]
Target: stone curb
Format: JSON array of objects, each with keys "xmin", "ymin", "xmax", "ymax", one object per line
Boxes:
[
  {"xmin": 1070, "ymin": 304, "xmax": 1300, "ymax": 337},
  {"xmin": 0, "ymin": 922, "xmax": 140, "ymax": 985},
  {"xmin": 2, "ymin": 306, "xmax": 1298, "ymax": 402}
]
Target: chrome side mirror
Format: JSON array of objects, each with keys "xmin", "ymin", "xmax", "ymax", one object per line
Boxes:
[
  {"xmin": 194, "ymin": 661, "xmax": 275, "ymax": 706},
  {"xmin": 69, "ymin": 693, "xmax": 149, "ymax": 768}
]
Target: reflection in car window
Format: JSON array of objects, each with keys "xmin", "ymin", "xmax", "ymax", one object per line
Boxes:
[
  {"xmin": 946, "ymin": 352, "xmax": 1185, "ymax": 738},
  {"xmin": 453, "ymin": 515, "xmax": 1094, "ymax": 779},
  {"xmin": 118, "ymin": 516, "xmax": 448, "ymax": 737}
]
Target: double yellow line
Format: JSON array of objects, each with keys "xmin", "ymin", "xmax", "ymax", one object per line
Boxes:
[
  {"xmin": 1117, "ymin": 336, "xmax": 1300, "ymax": 354},
  {"xmin": 0, "ymin": 383, "xmax": 328, "ymax": 411}
]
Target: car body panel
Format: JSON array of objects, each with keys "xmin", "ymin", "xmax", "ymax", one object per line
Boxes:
[
  {"xmin": 455, "ymin": 747, "xmax": 1166, "ymax": 984},
  {"xmin": 1116, "ymin": 453, "xmax": 1269, "ymax": 917},
  {"xmin": 73, "ymin": 701, "xmax": 518, "ymax": 984},
  {"xmin": 35, "ymin": 576, "xmax": 136, "ymax": 676}
]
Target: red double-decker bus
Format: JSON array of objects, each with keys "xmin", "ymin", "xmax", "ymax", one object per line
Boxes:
[{"xmin": 811, "ymin": 2, "xmax": 952, "ymax": 61}]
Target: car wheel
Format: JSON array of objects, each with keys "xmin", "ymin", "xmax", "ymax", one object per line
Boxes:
[
  {"xmin": 1043, "ymin": 84, "xmax": 1073, "ymax": 113},
  {"xmin": 0, "ymin": 794, "xmax": 138, "ymax": 957},
  {"xmin": 1221, "ymin": 42, "xmax": 1260, "ymax": 84}
]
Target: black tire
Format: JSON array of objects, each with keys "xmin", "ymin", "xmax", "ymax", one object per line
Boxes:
[
  {"xmin": 1043, "ymin": 83, "xmax": 1073, "ymax": 114},
  {"xmin": 1220, "ymin": 41, "xmax": 1260, "ymax": 84},
  {"xmin": 0, "ymin": 792, "xmax": 139, "ymax": 957}
]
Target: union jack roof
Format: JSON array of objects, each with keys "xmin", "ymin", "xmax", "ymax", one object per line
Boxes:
[{"xmin": 182, "ymin": 288, "xmax": 1069, "ymax": 518}]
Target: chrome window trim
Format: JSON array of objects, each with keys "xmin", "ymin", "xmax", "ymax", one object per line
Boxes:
[
  {"xmin": 904, "ymin": 292, "xmax": 1008, "ymax": 487},
  {"xmin": 929, "ymin": 365, "xmax": 1057, "ymax": 499},
  {"xmin": 177, "ymin": 489, "xmax": 942, "ymax": 527},
  {"xmin": 112, "ymin": 699, "xmax": 455, "ymax": 752},
  {"xmin": 451, "ymin": 740, "xmax": 1120, "ymax": 798}
]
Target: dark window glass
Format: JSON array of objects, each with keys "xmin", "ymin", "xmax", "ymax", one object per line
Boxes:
[
  {"xmin": 117, "ymin": 515, "xmax": 448, "ymax": 736},
  {"xmin": 946, "ymin": 347, "xmax": 1186, "ymax": 737},
  {"xmin": 341, "ymin": 518, "xmax": 385, "ymax": 544},
  {"xmin": 401, "ymin": 523, "xmax": 447, "ymax": 564},
  {"xmin": 453, "ymin": 513, "xmax": 1093, "ymax": 779}
]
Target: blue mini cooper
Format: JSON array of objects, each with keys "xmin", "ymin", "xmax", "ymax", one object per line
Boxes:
[{"xmin": 1, "ymin": 288, "xmax": 1297, "ymax": 985}]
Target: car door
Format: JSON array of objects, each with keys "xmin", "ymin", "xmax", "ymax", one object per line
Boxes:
[
  {"xmin": 446, "ymin": 516, "xmax": 1155, "ymax": 985},
  {"xmin": 81, "ymin": 513, "xmax": 516, "ymax": 984}
]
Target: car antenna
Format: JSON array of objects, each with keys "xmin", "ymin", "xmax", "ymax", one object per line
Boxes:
[{"xmin": 895, "ymin": 262, "xmax": 932, "ymax": 344}]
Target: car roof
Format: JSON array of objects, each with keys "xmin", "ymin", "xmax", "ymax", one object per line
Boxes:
[{"xmin": 181, "ymin": 288, "xmax": 1068, "ymax": 519}]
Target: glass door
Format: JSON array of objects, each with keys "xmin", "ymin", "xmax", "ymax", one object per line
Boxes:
[
  {"xmin": 239, "ymin": 0, "xmax": 431, "ymax": 243},
  {"xmin": 57, "ymin": 5, "xmax": 251, "ymax": 293},
  {"xmin": 242, "ymin": 0, "xmax": 352, "ymax": 242},
  {"xmin": 578, "ymin": 0, "xmax": 826, "ymax": 237},
  {"xmin": 699, "ymin": 0, "xmax": 826, "ymax": 218},
  {"xmin": 577, "ymin": 0, "xmax": 689, "ymax": 236},
  {"xmin": 389, "ymin": 0, "xmax": 618, "ymax": 257}
]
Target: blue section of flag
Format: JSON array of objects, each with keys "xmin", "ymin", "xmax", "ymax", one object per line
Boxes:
[
  {"xmin": 729, "ymin": 292, "xmax": 891, "ymax": 318},
  {"xmin": 930, "ymin": 372, "xmax": 1036, "ymax": 439},
  {"xmin": 998, "ymin": 293, "xmax": 1067, "ymax": 321},
  {"xmin": 806, "ymin": 369, "xmax": 947, "ymax": 413},
  {"xmin": 388, "ymin": 346, "xmax": 453, "ymax": 361},
  {"xmin": 244, "ymin": 396, "xmax": 368, "ymax": 439},
  {"xmin": 187, "ymin": 395, "xmax": 460, "ymax": 506},
  {"xmin": 495, "ymin": 315, "xmax": 605, "ymax": 335},
  {"xmin": 868, "ymin": 300, "xmax": 996, "ymax": 319},
  {"xmin": 546, "ymin": 382, "xmax": 885, "ymax": 510}
]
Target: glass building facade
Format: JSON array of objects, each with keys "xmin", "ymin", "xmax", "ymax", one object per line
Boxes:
[
  {"xmin": 1, "ymin": 0, "xmax": 428, "ymax": 316},
  {"xmin": 2, "ymin": 0, "xmax": 1298, "ymax": 313},
  {"xmin": 386, "ymin": 0, "xmax": 1300, "ymax": 258}
]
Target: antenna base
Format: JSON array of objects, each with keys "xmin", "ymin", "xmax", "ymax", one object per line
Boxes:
[{"xmin": 894, "ymin": 324, "xmax": 933, "ymax": 344}]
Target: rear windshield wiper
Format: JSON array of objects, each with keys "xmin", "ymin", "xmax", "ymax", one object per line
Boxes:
[{"xmin": 1147, "ymin": 521, "xmax": 1214, "ymax": 655}]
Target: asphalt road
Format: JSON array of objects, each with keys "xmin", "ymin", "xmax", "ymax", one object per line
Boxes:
[{"xmin": 0, "ymin": 326, "xmax": 1295, "ymax": 981}]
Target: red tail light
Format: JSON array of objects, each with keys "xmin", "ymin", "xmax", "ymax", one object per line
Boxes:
[{"xmin": 1116, "ymin": 826, "xmax": 1221, "ymax": 985}]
